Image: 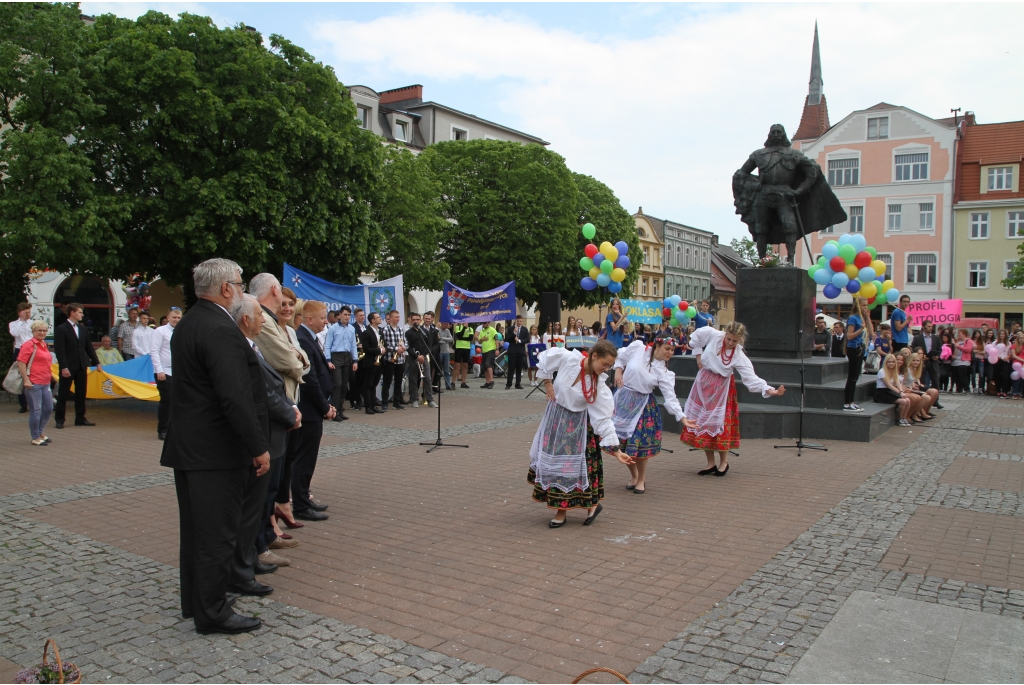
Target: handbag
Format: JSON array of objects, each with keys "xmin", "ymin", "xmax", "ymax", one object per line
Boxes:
[{"xmin": 3, "ymin": 344, "xmax": 37, "ymax": 395}]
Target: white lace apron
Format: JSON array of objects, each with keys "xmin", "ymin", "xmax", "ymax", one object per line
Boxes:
[
  {"xmin": 529, "ymin": 401, "xmax": 589, "ymax": 492},
  {"xmin": 612, "ymin": 387, "xmax": 650, "ymax": 440},
  {"xmin": 683, "ymin": 368, "xmax": 731, "ymax": 437}
]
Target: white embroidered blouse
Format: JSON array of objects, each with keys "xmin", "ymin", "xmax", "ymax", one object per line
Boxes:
[
  {"xmin": 613, "ymin": 340, "xmax": 685, "ymax": 421},
  {"xmin": 536, "ymin": 348, "xmax": 618, "ymax": 447},
  {"xmin": 688, "ymin": 327, "xmax": 774, "ymax": 398}
]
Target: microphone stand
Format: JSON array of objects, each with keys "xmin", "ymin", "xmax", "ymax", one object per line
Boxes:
[
  {"xmin": 774, "ymin": 328, "xmax": 827, "ymax": 457},
  {"xmin": 412, "ymin": 326, "xmax": 468, "ymax": 453}
]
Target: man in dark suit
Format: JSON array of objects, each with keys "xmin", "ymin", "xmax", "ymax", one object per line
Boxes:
[
  {"xmin": 53, "ymin": 303, "xmax": 101, "ymax": 428},
  {"xmin": 231, "ymin": 295, "xmax": 301, "ymax": 577},
  {"xmin": 505, "ymin": 314, "xmax": 529, "ymax": 389},
  {"xmin": 830, "ymin": 322, "xmax": 846, "ymax": 359},
  {"xmin": 405, "ymin": 313, "xmax": 434, "ymax": 407},
  {"xmin": 421, "ymin": 312, "xmax": 442, "ymax": 395},
  {"xmin": 360, "ymin": 312, "xmax": 384, "ymax": 414},
  {"xmin": 911, "ymin": 319, "xmax": 944, "ymax": 406},
  {"xmin": 159, "ymin": 259, "xmax": 270, "ymax": 635},
  {"xmin": 291, "ymin": 300, "xmax": 335, "ymax": 521},
  {"xmin": 349, "ymin": 307, "xmax": 368, "ymax": 410}
]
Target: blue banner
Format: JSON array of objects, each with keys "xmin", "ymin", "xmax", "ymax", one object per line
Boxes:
[
  {"xmin": 618, "ymin": 298, "xmax": 664, "ymax": 325},
  {"xmin": 283, "ymin": 264, "xmax": 405, "ymax": 322},
  {"xmin": 440, "ymin": 280, "xmax": 517, "ymax": 324}
]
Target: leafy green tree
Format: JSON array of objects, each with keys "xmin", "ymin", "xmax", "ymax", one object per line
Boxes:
[
  {"xmin": 729, "ymin": 236, "xmax": 758, "ymax": 263},
  {"xmin": 422, "ymin": 139, "xmax": 578, "ymax": 306},
  {"xmin": 372, "ymin": 145, "xmax": 449, "ymax": 293}
]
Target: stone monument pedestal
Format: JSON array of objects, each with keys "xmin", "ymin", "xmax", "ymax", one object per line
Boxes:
[{"xmin": 735, "ymin": 267, "xmax": 816, "ymax": 358}]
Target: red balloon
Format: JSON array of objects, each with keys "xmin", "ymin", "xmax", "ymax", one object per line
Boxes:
[
  {"xmin": 868, "ymin": 295, "xmax": 876, "ymax": 304},
  {"xmin": 679, "ymin": 300, "xmax": 689, "ymax": 311},
  {"xmin": 584, "ymin": 244, "xmax": 599, "ymax": 258},
  {"xmin": 663, "ymin": 308, "xmax": 671, "ymax": 318},
  {"xmin": 829, "ymin": 256, "xmax": 847, "ymax": 272},
  {"xmin": 854, "ymin": 251, "xmax": 872, "ymax": 269}
]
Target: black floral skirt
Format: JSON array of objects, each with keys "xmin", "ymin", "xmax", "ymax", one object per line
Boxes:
[{"xmin": 528, "ymin": 423, "xmax": 604, "ymax": 510}]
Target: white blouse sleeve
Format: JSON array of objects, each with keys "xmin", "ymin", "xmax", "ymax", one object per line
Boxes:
[
  {"xmin": 614, "ymin": 340, "xmax": 646, "ymax": 370},
  {"xmin": 536, "ymin": 347, "xmax": 573, "ymax": 379},
  {"xmin": 657, "ymin": 368, "xmax": 685, "ymax": 421},
  {"xmin": 689, "ymin": 326, "xmax": 717, "ymax": 355},
  {"xmin": 587, "ymin": 379, "xmax": 620, "ymax": 447},
  {"xmin": 734, "ymin": 350, "xmax": 774, "ymax": 398}
]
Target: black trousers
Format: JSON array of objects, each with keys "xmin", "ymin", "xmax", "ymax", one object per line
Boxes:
[
  {"xmin": 330, "ymin": 352, "xmax": 352, "ymax": 414},
  {"xmin": 923, "ymin": 359, "xmax": 941, "ymax": 390},
  {"xmin": 844, "ymin": 348, "xmax": 863, "ymax": 404},
  {"xmin": 55, "ymin": 368, "xmax": 88, "ymax": 423},
  {"xmin": 349, "ymin": 362, "xmax": 364, "ymax": 407},
  {"xmin": 231, "ymin": 465, "xmax": 269, "ymax": 584},
  {"xmin": 258, "ymin": 456, "xmax": 285, "ymax": 554},
  {"xmin": 156, "ymin": 375, "xmax": 173, "ymax": 433},
  {"xmin": 173, "ymin": 466, "xmax": 249, "ymax": 629},
  {"xmin": 951, "ymin": 365, "xmax": 970, "ymax": 393},
  {"xmin": 505, "ymin": 351, "xmax": 526, "ymax": 387},
  {"xmin": 275, "ymin": 432, "xmax": 297, "ymax": 505},
  {"xmin": 381, "ymin": 360, "xmax": 405, "ymax": 406},
  {"xmin": 290, "ymin": 420, "xmax": 324, "ymax": 513},
  {"xmin": 363, "ymin": 363, "xmax": 382, "ymax": 408}
]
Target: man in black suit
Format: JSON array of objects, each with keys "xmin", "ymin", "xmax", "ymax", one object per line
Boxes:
[
  {"xmin": 421, "ymin": 312, "xmax": 442, "ymax": 395},
  {"xmin": 159, "ymin": 259, "xmax": 270, "ymax": 635},
  {"xmin": 830, "ymin": 322, "xmax": 846, "ymax": 359},
  {"xmin": 291, "ymin": 300, "xmax": 335, "ymax": 521},
  {"xmin": 505, "ymin": 314, "xmax": 529, "ymax": 389},
  {"xmin": 912, "ymin": 319, "xmax": 943, "ymax": 394},
  {"xmin": 231, "ymin": 295, "xmax": 301, "ymax": 576},
  {"xmin": 349, "ymin": 307, "xmax": 368, "ymax": 410},
  {"xmin": 405, "ymin": 313, "xmax": 434, "ymax": 407},
  {"xmin": 360, "ymin": 312, "xmax": 384, "ymax": 414},
  {"xmin": 53, "ymin": 303, "xmax": 102, "ymax": 428}
]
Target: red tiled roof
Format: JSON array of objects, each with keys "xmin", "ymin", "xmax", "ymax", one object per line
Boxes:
[
  {"xmin": 793, "ymin": 94, "xmax": 830, "ymax": 141},
  {"xmin": 957, "ymin": 121, "xmax": 1024, "ymax": 203}
]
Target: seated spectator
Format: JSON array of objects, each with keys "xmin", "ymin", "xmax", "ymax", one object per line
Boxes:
[{"xmin": 96, "ymin": 335, "xmax": 124, "ymax": 366}]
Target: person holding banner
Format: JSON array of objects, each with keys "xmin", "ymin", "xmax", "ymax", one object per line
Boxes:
[
  {"xmin": 612, "ymin": 335, "xmax": 696, "ymax": 493},
  {"xmin": 453, "ymin": 323, "xmax": 474, "ymax": 389},
  {"xmin": 528, "ymin": 341, "xmax": 634, "ymax": 527}
]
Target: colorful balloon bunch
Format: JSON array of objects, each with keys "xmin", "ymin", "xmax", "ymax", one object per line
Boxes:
[
  {"xmin": 661, "ymin": 295, "xmax": 695, "ymax": 328},
  {"xmin": 807, "ymin": 233, "xmax": 899, "ymax": 310},
  {"xmin": 579, "ymin": 223, "xmax": 630, "ymax": 294},
  {"xmin": 1013, "ymin": 361, "xmax": 1023, "ymax": 382},
  {"xmin": 986, "ymin": 343, "xmax": 1021, "ymax": 380}
]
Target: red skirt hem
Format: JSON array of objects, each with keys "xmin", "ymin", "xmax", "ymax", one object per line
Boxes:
[{"xmin": 681, "ymin": 376, "xmax": 740, "ymax": 451}]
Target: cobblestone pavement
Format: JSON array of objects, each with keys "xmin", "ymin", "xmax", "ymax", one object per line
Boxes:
[{"xmin": 628, "ymin": 395, "xmax": 1024, "ymax": 684}]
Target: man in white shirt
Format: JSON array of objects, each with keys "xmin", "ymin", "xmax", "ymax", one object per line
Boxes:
[
  {"xmin": 132, "ymin": 311, "xmax": 155, "ymax": 359},
  {"xmin": 151, "ymin": 308, "xmax": 182, "ymax": 440},
  {"xmin": 9, "ymin": 302, "xmax": 34, "ymax": 413}
]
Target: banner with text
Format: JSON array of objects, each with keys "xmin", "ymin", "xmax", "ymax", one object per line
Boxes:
[
  {"xmin": 904, "ymin": 298, "xmax": 963, "ymax": 327},
  {"xmin": 440, "ymin": 280, "xmax": 517, "ymax": 324},
  {"xmin": 618, "ymin": 298, "xmax": 665, "ymax": 325},
  {"xmin": 283, "ymin": 264, "xmax": 404, "ymax": 322}
]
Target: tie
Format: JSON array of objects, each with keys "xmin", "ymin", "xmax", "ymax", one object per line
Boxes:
[{"xmin": 252, "ymin": 342, "xmax": 265, "ymax": 359}]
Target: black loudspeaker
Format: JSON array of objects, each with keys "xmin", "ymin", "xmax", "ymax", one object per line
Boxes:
[{"xmin": 539, "ymin": 292, "xmax": 561, "ymax": 326}]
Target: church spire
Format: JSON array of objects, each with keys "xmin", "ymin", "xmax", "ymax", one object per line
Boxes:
[{"xmin": 807, "ymin": 22, "xmax": 823, "ymax": 105}]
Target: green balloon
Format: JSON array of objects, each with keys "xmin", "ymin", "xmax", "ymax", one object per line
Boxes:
[
  {"xmin": 580, "ymin": 257, "xmax": 594, "ymax": 271},
  {"xmin": 600, "ymin": 259, "xmax": 614, "ymax": 274},
  {"xmin": 825, "ymin": 240, "xmax": 840, "ymax": 250},
  {"xmin": 581, "ymin": 223, "xmax": 596, "ymax": 240},
  {"xmin": 808, "ymin": 265, "xmax": 821, "ymax": 277},
  {"xmin": 817, "ymin": 256, "xmax": 826, "ymax": 266},
  {"xmin": 686, "ymin": 306, "xmax": 697, "ymax": 318},
  {"xmin": 866, "ymin": 246, "xmax": 877, "ymax": 259},
  {"xmin": 669, "ymin": 317, "xmax": 680, "ymax": 327},
  {"xmin": 838, "ymin": 244, "xmax": 856, "ymax": 263}
]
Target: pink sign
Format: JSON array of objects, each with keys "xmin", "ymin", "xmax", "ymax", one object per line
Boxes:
[{"xmin": 904, "ymin": 298, "xmax": 963, "ymax": 327}]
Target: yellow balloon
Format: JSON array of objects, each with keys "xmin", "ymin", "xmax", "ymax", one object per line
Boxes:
[
  {"xmin": 860, "ymin": 282, "xmax": 877, "ymax": 299},
  {"xmin": 881, "ymin": 279, "xmax": 895, "ymax": 293},
  {"xmin": 599, "ymin": 241, "xmax": 613, "ymax": 256},
  {"xmin": 844, "ymin": 264, "xmax": 859, "ymax": 279},
  {"xmin": 871, "ymin": 260, "xmax": 887, "ymax": 278},
  {"xmin": 589, "ymin": 267, "xmax": 601, "ymax": 279},
  {"xmin": 611, "ymin": 267, "xmax": 626, "ymax": 283}
]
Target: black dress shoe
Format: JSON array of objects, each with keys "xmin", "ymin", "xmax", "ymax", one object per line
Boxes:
[
  {"xmin": 515, "ymin": 385, "xmax": 524, "ymax": 390},
  {"xmin": 332, "ymin": 416, "xmax": 343, "ymax": 422},
  {"xmin": 366, "ymin": 408, "xmax": 377, "ymax": 415},
  {"xmin": 54, "ymin": 422, "xmax": 64, "ymax": 429},
  {"xmin": 310, "ymin": 503, "xmax": 328, "ymax": 512},
  {"xmin": 378, "ymin": 406, "xmax": 388, "ymax": 413},
  {"xmin": 294, "ymin": 509, "xmax": 328, "ymax": 521},
  {"xmin": 505, "ymin": 384, "xmax": 513, "ymax": 390},
  {"xmin": 713, "ymin": 464, "xmax": 730, "ymax": 477},
  {"xmin": 460, "ymin": 383, "xmax": 470, "ymax": 389},
  {"xmin": 253, "ymin": 560, "xmax": 277, "ymax": 575},
  {"xmin": 582, "ymin": 503, "xmax": 603, "ymax": 525},
  {"xmin": 18, "ymin": 406, "xmax": 27, "ymax": 414},
  {"xmin": 339, "ymin": 414, "xmax": 349, "ymax": 421},
  {"xmin": 548, "ymin": 518, "xmax": 566, "ymax": 528},
  {"xmin": 196, "ymin": 613, "xmax": 262, "ymax": 635},
  {"xmin": 75, "ymin": 419, "xmax": 96, "ymax": 426},
  {"xmin": 697, "ymin": 466, "xmax": 718, "ymax": 476},
  {"xmin": 392, "ymin": 403, "xmax": 404, "ymax": 410},
  {"xmin": 227, "ymin": 578, "xmax": 274, "ymax": 596}
]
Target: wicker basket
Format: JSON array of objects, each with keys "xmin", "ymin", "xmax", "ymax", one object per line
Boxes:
[
  {"xmin": 39, "ymin": 639, "xmax": 81, "ymax": 684},
  {"xmin": 571, "ymin": 666, "xmax": 631, "ymax": 684}
]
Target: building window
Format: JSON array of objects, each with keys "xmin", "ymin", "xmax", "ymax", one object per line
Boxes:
[
  {"xmin": 988, "ymin": 166, "xmax": 1013, "ymax": 191},
  {"xmin": 356, "ymin": 106, "xmax": 370, "ymax": 129},
  {"xmin": 820, "ymin": 224, "xmax": 834, "ymax": 234},
  {"xmin": 1008, "ymin": 211, "xmax": 1024, "ymax": 238},
  {"xmin": 394, "ymin": 121, "xmax": 409, "ymax": 142},
  {"xmin": 653, "ymin": 279, "xmax": 659, "ymax": 297},
  {"xmin": 919, "ymin": 203, "xmax": 934, "ymax": 231},
  {"xmin": 643, "ymin": 246, "xmax": 650, "ymax": 264},
  {"xmin": 659, "ymin": 248, "xmax": 663, "ymax": 266},
  {"xmin": 878, "ymin": 253, "xmax": 893, "ymax": 280},
  {"xmin": 642, "ymin": 278, "xmax": 648, "ymax": 296},
  {"xmin": 849, "ymin": 206, "xmax": 864, "ymax": 233},
  {"xmin": 451, "ymin": 127, "xmax": 468, "ymax": 141},
  {"xmin": 907, "ymin": 253, "xmax": 937, "ymax": 285},
  {"xmin": 895, "ymin": 153, "xmax": 929, "ymax": 181},
  {"xmin": 970, "ymin": 212, "xmax": 989, "ymax": 239},
  {"xmin": 676, "ymin": 246, "xmax": 681, "ymax": 266},
  {"xmin": 888, "ymin": 204, "xmax": 902, "ymax": 231},
  {"xmin": 968, "ymin": 261, "xmax": 988, "ymax": 288},
  {"xmin": 828, "ymin": 158, "xmax": 859, "ymax": 186},
  {"xmin": 867, "ymin": 117, "xmax": 889, "ymax": 140},
  {"xmin": 684, "ymin": 278, "xmax": 691, "ymax": 300},
  {"xmin": 1007, "ymin": 261, "xmax": 1020, "ymax": 288}
]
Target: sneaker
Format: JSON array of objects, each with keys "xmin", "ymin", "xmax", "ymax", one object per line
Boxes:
[
  {"xmin": 898, "ymin": 419, "xmax": 912, "ymax": 427},
  {"xmin": 259, "ymin": 550, "xmax": 290, "ymax": 567},
  {"xmin": 531, "ymin": 381, "xmax": 538, "ymax": 387},
  {"xmin": 850, "ymin": 403, "xmax": 864, "ymax": 412},
  {"xmin": 842, "ymin": 404, "xmax": 861, "ymax": 412},
  {"xmin": 428, "ymin": 401, "xmax": 438, "ymax": 408},
  {"xmin": 460, "ymin": 383, "xmax": 470, "ymax": 389}
]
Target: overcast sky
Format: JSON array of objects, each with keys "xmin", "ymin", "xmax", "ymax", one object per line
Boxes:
[{"xmin": 82, "ymin": 2, "xmax": 1024, "ymax": 244}]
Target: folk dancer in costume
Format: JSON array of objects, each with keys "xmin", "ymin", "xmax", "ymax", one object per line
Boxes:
[
  {"xmin": 682, "ymin": 321, "xmax": 786, "ymax": 477},
  {"xmin": 612, "ymin": 336, "xmax": 697, "ymax": 494},
  {"xmin": 528, "ymin": 340, "xmax": 634, "ymax": 528}
]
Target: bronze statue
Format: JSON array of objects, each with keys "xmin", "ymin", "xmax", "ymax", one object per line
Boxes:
[{"xmin": 733, "ymin": 124, "xmax": 847, "ymax": 265}]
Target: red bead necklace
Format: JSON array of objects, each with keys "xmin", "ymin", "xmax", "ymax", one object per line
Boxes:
[
  {"xmin": 579, "ymin": 359, "xmax": 597, "ymax": 404},
  {"xmin": 719, "ymin": 340, "xmax": 736, "ymax": 366}
]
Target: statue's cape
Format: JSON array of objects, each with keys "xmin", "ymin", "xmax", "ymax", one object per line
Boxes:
[{"xmin": 733, "ymin": 158, "xmax": 848, "ymax": 244}]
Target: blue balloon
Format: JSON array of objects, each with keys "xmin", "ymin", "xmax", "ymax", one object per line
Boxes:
[
  {"xmin": 831, "ymin": 272, "xmax": 850, "ymax": 288},
  {"xmin": 846, "ymin": 280, "xmax": 861, "ymax": 293},
  {"xmin": 592, "ymin": 253, "xmax": 605, "ymax": 266},
  {"xmin": 886, "ymin": 288, "xmax": 900, "ymax": 303},
  {"xmin": 608, "ymin": 281, "xmax": 623, "ymax": 294},
  {"xmin": 850, "ymin": 234, "xmax": 867, "ymax": 252},
  {"xmin": 663, "ymin": 297, "xmax": 674, "ymax": 308},
  {"xmin": 614, "ymin": 255, "xmax": 631, "ymax": 269},
  {"xmin": 581, "ymin": 277, "xmax": 597, "ymax": 291},
  {"xmin": 597, "ymin": 273, "xmax": 612, "ymax": 287},
  {"xmin": 823, "ymin": 283, "xmax": 841, "ymax": 299},
  {"xmin": 614, "ymin": 241, "xmax": 629, "ymax": 256},
  {"xmin": 822, "ymin": 243, "xmax": 839, "ymax": 260},
  {"xmin": 838, "ymin": 234, "xmax": 852, "ymax": 246},
  {"xmin": 503, "ymin": 341, "xmax": 509, "ymax": 350},
  {"xmin": 813, "ymin": 268, "xmax": 834, "ymax": 285},
  {"xmin": 858, "ymin": 266, "xmax": 876, "ymax": 282},
  {"xmin": 670, "ymin": 294, "xmax": 682, "ymax": 306}
]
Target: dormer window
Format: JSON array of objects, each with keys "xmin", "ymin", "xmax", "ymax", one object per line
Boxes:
[
  {"xmin": 394, "ymin": 121, "xmax": 409, "ymax": 142},
  {"xmin": 867, "ymin": 117, "xmax": 889, "ymax": 140},
  {"xmin": 356, "ymin": 106, "xmax": 370, "ymax": 129}
]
